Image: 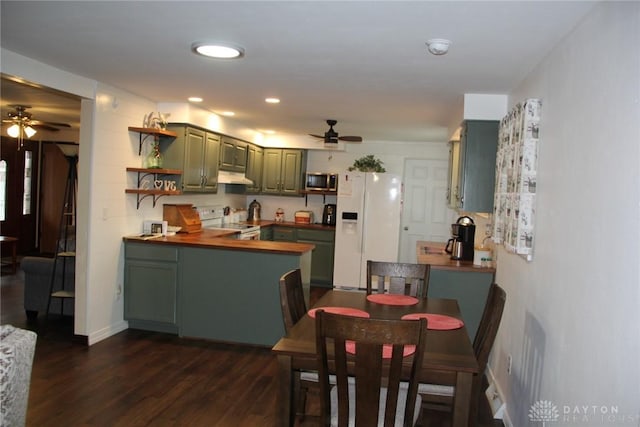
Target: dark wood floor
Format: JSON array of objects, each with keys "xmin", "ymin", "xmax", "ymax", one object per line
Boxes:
[{"xmin": 1, "ymin": 265, "xmax": 502, "ymax": 426}]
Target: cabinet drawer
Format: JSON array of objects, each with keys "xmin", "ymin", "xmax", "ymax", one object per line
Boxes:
[
  {"xmin": 125, "ymin": 243, "xmax": 178, "ymax": 262},
  {"xmin": 273, "ymin": 227, "xmax": 297, "ymax": 241},
  {"xmin": 297, "ymin": 229, "xmax": 334, "ymax": 242}
]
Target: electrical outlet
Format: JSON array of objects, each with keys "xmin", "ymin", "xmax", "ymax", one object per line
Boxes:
[{"xmin": 507, "ymin": 354, "xmax": 513, "ymax": 375}]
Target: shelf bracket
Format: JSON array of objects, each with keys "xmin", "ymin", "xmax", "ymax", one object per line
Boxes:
[
  {"xmin": 135, "ymin": 192, "xmax": 168, "ymax": 209},
  {"xmin": 137, "ymin": 133, "xmax": 156, "ymax": 155}
]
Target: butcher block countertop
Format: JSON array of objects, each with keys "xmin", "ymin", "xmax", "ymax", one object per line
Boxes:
[
  {"xmin": 416, "ymin": 241, "xmax": 496, "ymax": 273},
  {"xmin": 123, "ymin": 229, "xmax": 314, "ymax": 255}
]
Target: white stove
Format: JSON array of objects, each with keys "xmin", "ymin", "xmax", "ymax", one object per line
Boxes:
[{"xmin": 195, "ymin": 205, "xmax": 261, "ymax": 240}]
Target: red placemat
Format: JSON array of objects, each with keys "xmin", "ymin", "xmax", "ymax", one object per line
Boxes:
[
  {"xmin": 366, "ymin": 294, "xmax": 419, "ymax": 306},
  {"xmin": 401, "ymin": 313, "xmax": 464, "ymax": 330},
  {"xmin": 308, "ymin": 307, "xmax": 371, "ymax": 319},
  {"xmin": 345, "ymin": 341, "xmax": 416, "ymax": 358}
]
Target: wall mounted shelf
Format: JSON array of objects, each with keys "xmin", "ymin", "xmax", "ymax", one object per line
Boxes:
[
  {"xmin": 128, "ymin": 127, "xmax": 178, "ymax": 155},
  {"xmin": 300, "ymin": 190, "xmax": 337, "ymax": 206},
  {"xmin": 126, "ymin": 167, "xmax": 183, "ymax": 208}
]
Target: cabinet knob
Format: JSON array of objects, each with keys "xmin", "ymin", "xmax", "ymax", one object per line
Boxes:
[{"xmin": 403, "ymin": 226, "xmax": 409, "ymax": 231}]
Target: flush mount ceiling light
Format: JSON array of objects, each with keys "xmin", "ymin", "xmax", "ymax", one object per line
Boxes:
[
  {"xmin": 426, "ymin": 38, "xmax": 451, "ymax": 56},
  {"xmin": 265, "ymin": 97, "xmax": 280, "ymax": 104},
  {"xmin": 188, "ymin": 97, "xmax": 203, "ymax": 103},
  {"xmin": 192, "ymin": 42, "xmax": 244, "ymax": 59}
]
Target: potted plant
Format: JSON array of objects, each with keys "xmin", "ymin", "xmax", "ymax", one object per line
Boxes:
[{"xmin": 348, "ymin": 155, "xmax": 386, "ymax": 172}]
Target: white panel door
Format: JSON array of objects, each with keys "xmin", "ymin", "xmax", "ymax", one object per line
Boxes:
[{"xmin": 399, "ymin": 159, "xmax": 456, "ymax": 263}]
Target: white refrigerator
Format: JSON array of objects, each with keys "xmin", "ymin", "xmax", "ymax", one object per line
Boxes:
[{"xmin": 333, "ymin": 172, "xmax": 403, "ymax": 290}]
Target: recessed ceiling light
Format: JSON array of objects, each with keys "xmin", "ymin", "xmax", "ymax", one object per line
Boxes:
[
  {"xmin": 265, "ymin": 98, "xmax": 280, "ymax": 104},
  {"xmin": 221, "ymin": 111, "xmax": 235, "ymax": 117},
  {"xmin": 426, "ymin": 38, "xmax": 451, "ymax": 56},
  {"xmin": 188, "ymin": 97, "xmax": 203, "ymax": 103},
  {"xmin": 192, "ymin": 42, "xmax": 244, "ymax": 59},
  {"xmin": 261, "ymin": 129, "xmax": 276, "ymax": 134}
]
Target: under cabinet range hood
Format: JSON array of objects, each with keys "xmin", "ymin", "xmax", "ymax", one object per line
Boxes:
[{"xmin": 217, "ymin": 170, "xmax": 254, "ymax": 185}]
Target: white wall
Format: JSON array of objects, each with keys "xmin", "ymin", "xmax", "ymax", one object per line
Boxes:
[{"xmin": 489, "ymin": 3, "xmax": 640, "ymax": 425}]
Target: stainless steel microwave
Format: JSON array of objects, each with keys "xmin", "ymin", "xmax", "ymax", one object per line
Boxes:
[{"xmin": 305, "ymin": 173, "xmax": 338, "ymax": 191}]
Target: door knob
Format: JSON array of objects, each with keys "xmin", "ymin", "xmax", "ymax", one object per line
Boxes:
[{"xmin": 403, "ymin": 226, "xmax": 408, "ymax": 231}]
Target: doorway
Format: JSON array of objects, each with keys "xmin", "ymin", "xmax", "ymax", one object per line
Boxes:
[
  {"xmin": 0, "ymin": 137, "xmax": 39, "ymax": 255},
  {"xmin": 399, "ymin": 158, "xmax": 456, "ymax": 263}
]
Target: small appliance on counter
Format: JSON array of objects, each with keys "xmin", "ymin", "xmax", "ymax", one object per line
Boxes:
[
  {"xmin": 322, "ymin": 204, "xmax": 337, "ymax": 226},
  {"xmin": 275, "ymin": 208, "xmax": 285, "ymax": 223},
  {"xmin": 294, "ymin": 210, "xmax": 314, "ymax": 224},
  {"xmin": 162, "ymin": 204, "xmax": 201, "ymax": 233},
  {"xmin": 143, "ymin": 220, "xmax": 168, "ymax": 235},
  {"xmin": 248, "ymin": 199, "xmax": 261, "ymax": 222},
  {"xmin": 445, "ymin": 216, "xmax": 475, "ymax": 261}
]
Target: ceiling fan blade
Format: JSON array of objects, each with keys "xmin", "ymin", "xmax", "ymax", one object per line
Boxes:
[
  {"xmin": 309, "ymin": 134, "xmax": 325, "ymax": 139},
  {"xmin": 339, "ymin": 136, "xmax": 363, "ymax": 142},
  {"xmin": 30, "ymin": 120, "xmax": 71, "ymax": 128},
  {"xmin": 31, "ymin": 124, "xmax": 61, "ymax": 132}
]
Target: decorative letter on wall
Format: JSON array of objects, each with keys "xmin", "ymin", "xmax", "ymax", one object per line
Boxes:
[{"xmin": 492, "ymin": 99, "xmax": 541, "ymax": 261}]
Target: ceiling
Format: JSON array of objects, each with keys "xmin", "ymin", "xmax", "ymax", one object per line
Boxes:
[{"xmin": 0, "ymin": 1, "xmax": 595, "ymax": 143}]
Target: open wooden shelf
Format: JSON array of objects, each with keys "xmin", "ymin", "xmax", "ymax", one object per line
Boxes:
[{"xmin": 128, "ymin": 127, "xmax": 178, "ymax": 155}]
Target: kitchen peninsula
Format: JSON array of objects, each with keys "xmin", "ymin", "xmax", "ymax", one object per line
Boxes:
[
  {"xmin": 123, "ymin": 230, "xmax": 313, "ymax": 346},
  {"xmin": 416, "ymin": 241, "xmax": 496, "ymax": 339}
]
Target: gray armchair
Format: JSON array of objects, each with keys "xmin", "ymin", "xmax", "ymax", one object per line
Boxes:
[{"xmin": 21, "ymin": 232, "xmax": 75, "ymax": 319}]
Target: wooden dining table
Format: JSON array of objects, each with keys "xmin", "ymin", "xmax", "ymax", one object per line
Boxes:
[{"xmin": 271, "ymin": 289, "xmax": 480, "ymax": 426}]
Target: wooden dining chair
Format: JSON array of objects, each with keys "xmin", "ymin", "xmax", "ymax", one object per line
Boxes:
[
  {"xmin": 279, "ymin": 268, "xmax": 307, "ymax": 334},
  {"xmin": 366, "ymin": 260, "xmax": 431, "ymax": 298},
  {"xmin": 419, "ymin": 283, "xmax": 506, "ymax": 423},
  {"xmin": 278, "ymin": 268, "xmax": 320, "ymax": 420},
  {"xmin": 315, "ymin": 310, "xmax": 428, "ymax": 427}
]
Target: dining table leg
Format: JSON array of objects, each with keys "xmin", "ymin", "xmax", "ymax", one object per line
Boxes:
[
  {"xmin": 452, "ymin": 371, "xmax": 474, "ymax": 427},
  {"xmin": 277, "ymin": 354, "xmax": 294, "ymax": 427}
]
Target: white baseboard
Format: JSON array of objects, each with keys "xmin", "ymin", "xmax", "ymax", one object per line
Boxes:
[
  {"xmin": 87, "ymin": 320, "xmax": 128, "ymax": 345},
  {"xmin": 485, "ymin": 366, "xmax": 513, "ymax": 427}
]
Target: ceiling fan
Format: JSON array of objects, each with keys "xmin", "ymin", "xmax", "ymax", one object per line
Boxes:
[
  {"xmin": 309, "ymin": 119, "xmax": 362, "ymax": 144},
  {"xmin": 3, "ymin": 104, "xmax": 72, "ymax": 132}
]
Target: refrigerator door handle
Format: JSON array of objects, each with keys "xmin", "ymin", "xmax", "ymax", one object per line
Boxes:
[{"xmin": 361, "ymin": 189, "xmax": 368, "ymax": 253}]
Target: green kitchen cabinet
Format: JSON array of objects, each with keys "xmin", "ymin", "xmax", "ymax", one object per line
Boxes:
[
  {"xmin": 163, "ymin": 124, "xmax": 220, "ymax": 193},
  {"xmin": 447, "ymin": 139, "xmax": 461, "ymax": 209},
  {"xmin": 124, "ymin": 243, "xmax": 179, "ymax": 333},
  {"xmin": 427, "ymin": 269, "xmax": 493, "ymax": 340},
  {"xmin": 219, "ymin": 136, "xmax": 248, "ymax": 173},
  {"xmin": 272, "ymin": 226, "xmax": 335, "ymax": 286},
  {"xmin": 272, "ymin": 226, "xmax": 296, "ymax": 242},
  {"xmin": 261, "ymin": 148, "xmax": 306, "ymax": 196},
  {"xmin": 260, "ymin": 226, "xmax": 273, "ymax": 241},
  {"xmin": 296, "ymin": 228, "xmax": 335, "ymax": 286},
  {"xmin": 245, "ymin": 143, "xmax": 263, "ymax": 194},
  {"xmin": 455, "ymin": 120, "xmax": 499, "ymax": 213}
]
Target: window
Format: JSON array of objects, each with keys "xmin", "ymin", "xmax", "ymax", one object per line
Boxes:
[
  {"xmin": 0, "ymin": 160, "xmax": 6, "ymax": 221},
  {"xmin": 23, "ymin": 150, "xmax": 32, "ymax": 215}
]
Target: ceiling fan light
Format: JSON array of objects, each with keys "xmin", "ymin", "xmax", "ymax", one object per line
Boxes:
[
  {"xmin": 7, "ymin": 124, "xmax": 20, "ymax": 138},
  {"xmin": 24, "ymin": 126, "xmax": 37, "ymax": 138}
]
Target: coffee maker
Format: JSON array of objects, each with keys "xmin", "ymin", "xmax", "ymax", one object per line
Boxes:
[
  {"xmin": 322, "ymin": 204, "xmax": 337, "ymax": 226},
  {"xmin": 445, "ymin": 216, "xmax": 475, "ymax": 261}
]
